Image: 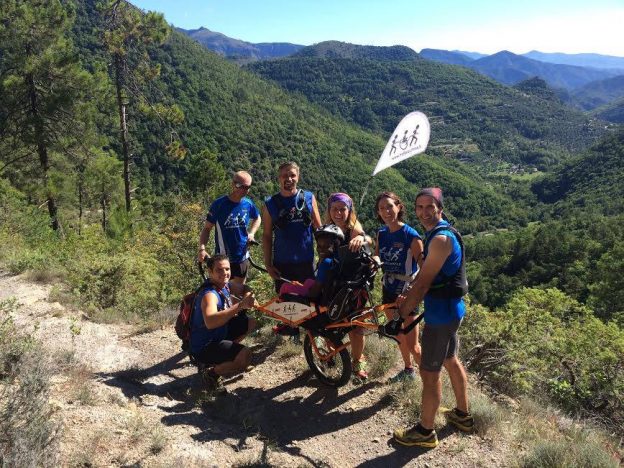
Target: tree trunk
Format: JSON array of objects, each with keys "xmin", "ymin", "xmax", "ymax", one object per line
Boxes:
[
  {"xmin": 101, "ymin": 196, "xmax": 107, "ymax": 232},
  {"xmin": 28, "ymin": 74, "xmax": 59, "ymax": 231},
  {"xmin": 114, "ymin": 55, "xmax": 131, "ymax": 212},
  {"xmin": 77, "ymin": 172, "xmax": 83, "ymax": 236}
]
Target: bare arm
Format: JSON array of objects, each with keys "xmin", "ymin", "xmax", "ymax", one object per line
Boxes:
[
  {"xmin": 229, "ymin": 281, "xmax": 253, "ymax": 299},
  {"xmin": 202, "ymin": 291, "xmax": 254, "ymax": 329},
  {"xmin": 411, "ymin": 237, "xmax": 424, "ymax": 268},
  {"xmin": 348, "ymin": 221, "xmax": 371, "ymax": 252},
  {"xmin": 248, "ymin": 214, "xmax": 261, "ymax": 241},
  {"xmin": 198, "ymin": 221, "xmax": 215, "ymax": 262},
  {"xmin": 310, "ymin": 195, "xmax": 322, "ymax": 229},
  {"xmin": 261, "ymin": 205, "xmax": 280, "ymax": 279},
  {"xmin": 397, "ymin": 235, "xmax": 452, "ymax": 317}
]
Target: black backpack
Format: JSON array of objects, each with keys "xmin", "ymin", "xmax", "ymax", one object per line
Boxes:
[{"xmin": 322, "ymin": 245, "xmax": 374, "ymax": 321}]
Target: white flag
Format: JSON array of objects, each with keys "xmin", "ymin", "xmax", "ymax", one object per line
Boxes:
[{"xmin": 372, "ymin": 111, "xmax": 431, "ymax": 176}]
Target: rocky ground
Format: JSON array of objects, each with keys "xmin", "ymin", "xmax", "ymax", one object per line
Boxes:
[{"xmin": 1, "ymin": 270, "xmax": 517, "ymax": 467}]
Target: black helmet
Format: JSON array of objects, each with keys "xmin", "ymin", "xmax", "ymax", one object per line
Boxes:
[{"xmin": 314, "ymin": 224, "xmax": 345, "ymax": 242}]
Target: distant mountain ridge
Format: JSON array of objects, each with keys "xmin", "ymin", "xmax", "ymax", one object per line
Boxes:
[
  {"xmin": 421, "ymin": 49, "xmax": 622, "ymax": 90},
  {"xmin": 523, "ymin": 50, "xmax": 624, "ymax": 70},
  {"xmin": 293, "ymin": 40, "xmax": 420, "ymax": 61},
  {"xmin": 177, "ymin": 27, "xmax": 304, "ymax": 61},
  {"xmin": 179, "ymin": 25, "xmax": 624, "ymax": 91},
  {"xmin": 470, "ymin": 50, "xmax": 620, "ymax": 89},
  {"xmin": 420, "ymin": 49, "xmax": 473, "ymax": 66},
  {"xmin": 248, "ymin": 41, "xmax": 604, "ymax": 173}
]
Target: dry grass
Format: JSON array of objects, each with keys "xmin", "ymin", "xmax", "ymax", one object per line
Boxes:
[
  {"xmin": 469, "ymin": 390, "xmax": 505, "ymax": 436},
  {"xmin": 48, "ymin": 284, "xmax": 76, "ymax": 307},
  {"xmin": 26, "ymin": 267, "xmax": 66, "ymax": 284},
  {"xmin": 65, "ymin": 364, "xmax": 96, "ymax": 406},
  {"xmin": 387, "ymin": 377, "xmax": 424, "ymax": 422},
  {"xmin": 275, "ymin": 338, "xmax": 303, "ymax": 359},
  {"xmin": 0, "ymin": 344, "xmax": 61, "ymax": 466},
  {"xmin": 513, "ymin": 398, "xmax": 621, "ymax": 468},
  {"xmin": 363, "ymin": 334, "xmax": 399, "ymax": 379}
]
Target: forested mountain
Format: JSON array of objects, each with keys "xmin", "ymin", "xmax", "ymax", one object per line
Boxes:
[
  {"xmin": 178, "ymin": 27, "xmax": 303, "ymax": 62},
  {"xmin": 513, "ymin": 77, "xmax": 562, "ymax": 103},
  {"xmin": 420, "ymin": 48, "xmax": 623, "ymax": 91},
  {"xmin": 420, "ymin": 48, "xmax": 474, "ymax": 66},
  {"xmin": 594, "ymin": 98, "xmax": 624, "ymax": 123},
  {"xmin": 468, "ymin": 51, "xmax": 621, "ymax": 90},
  {"xmin": 532, "ymin": 129, "xmax": 624, "ymax": 216},
  {"xmin": 0, "ymin": 0, "xmax": 530, "ymax": 234},
  {"xmin": 293, "ymin": 40, "xmax": 420, "ymax": 61},
  {"xmin": 571, "ymin": 75, "xmax": 624, "ymax": 111},
  {"xmin": 469, "ymin": 130, "xmax": 624, "ymax": 310},
  {"xmin": 247, "ymin": 42, "xmax": 606, "ymax": 172}
]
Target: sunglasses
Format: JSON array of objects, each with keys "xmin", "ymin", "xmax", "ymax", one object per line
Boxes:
[{"xmin": 234, "ymin": 181, "xmax": 251, "ymax": 190}]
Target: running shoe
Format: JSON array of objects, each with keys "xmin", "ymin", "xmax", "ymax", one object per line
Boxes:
[
  {"xmin": 200, "ymin": 368, "xmax": 227, "ymax": 394},
  {"xmin": 387, "ymin": 368, "xmax": 416, "ymax": 383},
  {"xmin": 393, "ymin": 426, "xmax": 438, "ymax": 448},
  {"xmin": 444, "ymin": 407, "xmax": 475, "ymax": 433}
]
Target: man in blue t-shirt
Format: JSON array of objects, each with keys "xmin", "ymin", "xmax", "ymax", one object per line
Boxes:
[
  {"xmin": 198, "ymin": 171, "xmax": 261, "ymax": 284},
  {"xmin": 391, "ymin": 187, "xmax": 472, "ymax": 449},
  {"xmin": 261, "ymin": 161, "xmax": 322, "ymax": 293}
]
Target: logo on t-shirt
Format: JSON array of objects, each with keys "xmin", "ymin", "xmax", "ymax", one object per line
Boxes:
[
  {"xmin": 380, "ymin": 245, "xmax": 404, "ymax": 263},
  {"xmin": 223, "ymin": 211, "xmax": 248, "ymax": 228}
]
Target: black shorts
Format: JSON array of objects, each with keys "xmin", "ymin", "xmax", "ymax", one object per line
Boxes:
[
  {"xmin": 382, "ymin": 288, "xmax": 418, "ymax": 316},
  {"xmin": 420, "ymin": 320, "xmax": 462, "ymax": 372},
  {"xmin": 230, "ymin": 259, "xmax": 250, "ymax": 280},
  {"xmin": 192, "ymin": 314, "xmax": 250, "ymax": 365},
  {"xmin": 273, "ymin": 261, "xmax": 315, "ymax": 293}
]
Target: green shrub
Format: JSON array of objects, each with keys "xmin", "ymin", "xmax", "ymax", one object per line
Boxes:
[{"xmin": 462, "ymin": 288, "xmax": 624, "ymax": 429}]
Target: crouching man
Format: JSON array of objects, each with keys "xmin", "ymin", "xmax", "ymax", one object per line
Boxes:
[{"xmin": 190, "ymin": 254, "xmax": 256, "ymax": 393}]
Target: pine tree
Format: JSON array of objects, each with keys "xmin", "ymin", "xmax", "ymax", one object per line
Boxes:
[
  {"xmin": 100, "ymin": 0, "xmax": 180, "ymax": 213},
  {"xmin": 0, "ymin": 0, "xmax": 94, "ymax": 231},
  {"xmin": 84, "ymin": 151, "xmax": 123, "ymax": 232}
]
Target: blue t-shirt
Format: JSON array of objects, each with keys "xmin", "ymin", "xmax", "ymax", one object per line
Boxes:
[
  {"xmin": 206, "ymin": 196, "xmax": 260, "ymax": 263},
  {"xmin": 190, "ymin": 284, "xmax": 232, "ymax": 355},
  {"xmin": 377, "ymin": 224, "xmax": 421, "ymax": 294},
  {"xmin": 265, "ymin": 190, "xmax": 314, "ymax": 264},
  {"xmin": 423, "ymin": 221, "xmax": 466, "ymax": 325},
  {"xmin": 316, "ymin": 256, "xmax": 338, "ymax": 284}
]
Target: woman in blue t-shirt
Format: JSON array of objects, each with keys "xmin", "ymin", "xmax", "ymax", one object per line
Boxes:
[{"xmin": 375, "ymin": 191, "xmax": 424, "ymax": 383}]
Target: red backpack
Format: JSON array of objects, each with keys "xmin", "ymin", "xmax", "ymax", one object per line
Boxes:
[{"xmin": 175, "ymin": 280, "xmax": 212, "ymax": 352}]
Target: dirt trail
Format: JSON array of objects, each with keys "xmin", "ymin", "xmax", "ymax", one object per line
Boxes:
[{"xmin": 1, "ymin": 271, "xmax": 512, "ymax": 467}]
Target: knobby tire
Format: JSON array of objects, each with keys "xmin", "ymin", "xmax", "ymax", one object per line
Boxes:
[{"xmin": 303, "ymin": 333, "xmax": 352, "ymax": 387}]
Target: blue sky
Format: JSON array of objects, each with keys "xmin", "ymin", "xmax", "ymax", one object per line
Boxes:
[{"xmin": 131, "ymin": 0, "xmax": 624, "ymax": 56}]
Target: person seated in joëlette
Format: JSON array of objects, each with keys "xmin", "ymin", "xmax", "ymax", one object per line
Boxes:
[{"xmin": 278, "ymin": 224, "xmax": 345, "ymax": 302}]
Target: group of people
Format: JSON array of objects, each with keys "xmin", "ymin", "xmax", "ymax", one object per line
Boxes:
[{"xmin": 191, "ymin": 161, "xmax": 472, "ymax": 448}]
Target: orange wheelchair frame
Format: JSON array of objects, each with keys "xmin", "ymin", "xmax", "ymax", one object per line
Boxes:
[{"xmin": 250, "ymin": 246, "xmax": 412, "ymax": 387}]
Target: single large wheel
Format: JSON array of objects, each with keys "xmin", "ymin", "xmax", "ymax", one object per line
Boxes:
[{"xmin": 303, "ymin": 333, "xmax": 352, "ymax": 387}]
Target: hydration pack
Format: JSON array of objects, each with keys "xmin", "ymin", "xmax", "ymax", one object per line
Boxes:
[{"xmin": 424, "ymin": 224, "xmax": 468, "ymax": 299}]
